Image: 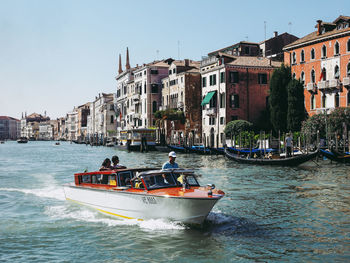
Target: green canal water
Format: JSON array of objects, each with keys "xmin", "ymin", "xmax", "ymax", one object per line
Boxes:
[{"xmin": 0, "ymin": 141, "xmax": 350, "ymax": 262}]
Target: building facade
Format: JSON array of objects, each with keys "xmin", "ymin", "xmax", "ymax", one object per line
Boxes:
[
  {"xmin": 201, "ymin": 52, "xmax": 281, "ymax": 147},
  {"xmin": 0, "ymin": 116, "xmax": 20, "ymax": 140},
  {"xmin": 161, "ymin": 59, "xmax": 202, "ymax": 144},
  {"xmin": 284, "ymin": 16, "xmax": 350, "ymax": 116}
]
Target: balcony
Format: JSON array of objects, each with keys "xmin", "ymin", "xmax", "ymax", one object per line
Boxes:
[
  {"xmin": 206, "ymin": 108, "xmax": 217, "ymax": 116},
  {"xmin": 200, "ymin": 56, "xmax": 218, "ymax": 67},
  {"xmin": 317, "ymin": 80, "xmax": 329, "ymax": 90},
  {"xmin": 306, "ymin": 82, "xmax": 316, "ymax": 91},
  {"xmin": 328, "ymin": 79, "xmax": 340, "ymax": 88},
  {"xmin": 343, "ymin": 77, "xmax": 350, "ymax": 87},
  {"xmin": 177, "ymin": 101, "xmax": 184, "ymax": 108}
]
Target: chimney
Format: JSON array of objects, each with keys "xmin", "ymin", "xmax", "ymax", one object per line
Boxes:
[
  {"xmin": 184, "ymin": 59, "xmax": 189, "ymax": 67},
  {"xmin": 126, "ymin": 47, "xmax": 130, "ymax": 70},
  {"xmin": 317, "ymin": 20, "xmax": 322, "ymax": 35},
  {"xmin": 118, "ymin": 54, "xmax": 122, "ymax": 74},
  {"xmin": 274, "ymin": 31, "xmax": 278, "ymax": 37}
]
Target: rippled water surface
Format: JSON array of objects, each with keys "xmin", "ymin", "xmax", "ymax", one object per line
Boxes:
[{"xmin": 1, "ymin": 141, "xmax": 350, "ymax": 262}]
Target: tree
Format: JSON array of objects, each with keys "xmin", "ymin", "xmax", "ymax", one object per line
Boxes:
[
  {"xmin": 301, "ymin": 113, "xmax": 327, "ymax": 139},
  {"xmin": 328, "ymin": 108, "xmax": 350, "ymax": 135},
  {"xmin": 269, "ymin": 64, "xmax": 291, "ymax": 133},
  {"xmin": 287, "ymin": 79, "xmax": 306, "ymax": 132},
  {"xmin": 224, "ymin": 120, "xmax": 253, "ymax": 137}
]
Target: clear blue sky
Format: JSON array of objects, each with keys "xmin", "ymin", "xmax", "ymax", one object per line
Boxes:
[{"xmin": 1, "ymin": 0, "xmax": 349, "ymax": 119}]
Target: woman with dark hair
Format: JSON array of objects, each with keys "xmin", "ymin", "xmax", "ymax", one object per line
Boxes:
[{"xmin": 99, "ymin": 158, "xmax": 112, "ymax": 171}]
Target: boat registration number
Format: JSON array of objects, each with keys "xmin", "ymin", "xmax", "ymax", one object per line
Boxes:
[{"xmin": 142, "ymin": 196, "xmax": 157, "ymax": 204}]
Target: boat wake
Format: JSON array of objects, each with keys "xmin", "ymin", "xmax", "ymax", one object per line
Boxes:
[
  {"xmin": 44, "ymin": 205, "xmax": 187, "ymax": 230},
  {"xmin": 0, "ymin": 186, "xmax": 66, "ymax": 201}
]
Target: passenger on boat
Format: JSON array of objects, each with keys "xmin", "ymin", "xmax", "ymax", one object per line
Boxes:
[
  {"xmin": 111, "ymin": 155, "xmax": 127, "ymax": 169},
  {"xmin": 99, "ymin": 158, "xmax": 112, "ymax": 171},
  {"xmin": 162, "ymin": 151, "xmax": 179, "ymax": 170}
]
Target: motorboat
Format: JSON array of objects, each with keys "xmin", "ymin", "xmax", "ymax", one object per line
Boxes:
[
  {"xmin": 17, "ymin": 137, "xmax": 28, "ymax": 143},
  {"xmin": 63, "ymin": 168, "xmax": 225, "ymax": 225}
]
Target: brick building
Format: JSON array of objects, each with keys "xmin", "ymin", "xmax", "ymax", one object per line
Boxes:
[
  {"xmin": 284, "ymin": 15, "xmax": 350, "ymax": 116},
  {"xmin": 201, "ymin": 52, "xmax": 281, "ymax": 147}
]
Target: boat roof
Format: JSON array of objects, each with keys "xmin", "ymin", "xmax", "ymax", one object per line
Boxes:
[{"xmin": 74, "ymin": 167, "xmax": 155, "ymax": 176}]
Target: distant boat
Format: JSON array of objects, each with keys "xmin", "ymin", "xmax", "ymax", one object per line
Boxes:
[
  {"xmin": 225, "ymin": 148, "xmax": 319, "ymax": 166},
  {"xmin": 17, "ymin": 137, "xmax": 28, "ymax": 143},
  {"xmin": 115, "ymin": 129, "xmax": 157, "ymax": 151},
  {"xmin": 184, "ymin": 145, "xmax": 211, "ymax": 155},
  {"xmin": 167, "ymin": 145, "xmax": 187, "ymax": 153},
  {"xmin": 320, "ymin": 149, "xmax": 350, "ymax": 164},
  {"xmin": 0, "ymin": 141, "xmax": 5, "ymax": 144}
]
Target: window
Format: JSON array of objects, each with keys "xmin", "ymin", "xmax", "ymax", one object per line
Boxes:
[
  {"xmin": 334, "ymin": 65, "xmax": 340, "ymax": 79},
  {"xmin": 258, "ymin": 73, "xmax": 267, "ymax": 84},
  {"xmin": 292, "ymin": 73, "xmax": 296, "ymax": 79},
  {"xmin": 150, "ymin": 69, "xmax": 158, "ymax": 74},
  {"xmin": 169, "ymin": 70, "xmax": 172, "ymax": 75},
  {"xmin": 311, "ymin": 69, "xmax": 315, "ymax": 83},
  {"xmin": 311, "ymin": 95, "xmax": 315, "ymax": 110},
  {"xmin": 220, "ymin": 93, "xmax": 225, "ymax": 108},
  {"xmin": 322, "ymin": 45, "xmax": 327, "ymax": 58},
  {"xmin": 220, "ymin": 133, "xmax": 224, "ymax": 143},
  {"xmin": 110, "ymin": 115, "xmax": 114, "ymax": 124},
  {"xmin": 245, "ymin": 46, "xmax": 250, "ymax": 54},
  {"xmin": 230, "ymin": 94, "xmax": 239, "ymax": 108},
  {"xmin": 300, "ymin": 71, "xmax": 305, "ymax": 85},
  {"xmin": 209, "ymin": 92, "xmax": 217, "ymax": 108},
  {"xmin": 151, "ymin": 84, "xmax": 158, "ymax": 93},
  {"xmin": 209, "ymin": 74, "xmax": 217, "ymax": 85},
  {"xmin": 292, "ymin": 52, "xmax": 296, "ymax": 64},
  {"xmin": 202, "ymin": 77, "xmax": 207, "ymax": 87},
  {"xmin": 209, "ymin": 117, "xmax": 216, "ymax": 125},
  {"xmin": 334, "ymin": 42, "xmax": 340, "ymax": 55},
  {"xmin": 348, "ymin": 90, "xmax": 350, "ymax": 106},
  {"xmin": 348, "ymin": 39, "xmax": 350, "ymax": 52},
  {"xmin": 231, "ymin": 116, "xmax": 238, "ymax": 121},
  {"xmin": 322, "ymin": 94, "xmax": 327, "ymax": 108},
  {"xmin": 144, "ymin": 83, "xmax": 146, "ymax": 94},
  {"xmin": 152, "ymin": 101, "xmax": 157, "ymax": 113},
  {"xmin": 220, "ymin": 117, "xmax": 225, "ymax": 125},
  {"xmin": 335, "ymin": 93, "xmax": 340, "ymax": 108},
  {"xmin": 300, "ymin": 50, "xmax": 305, "ymax": 62},
  {"xmin": 311, "ymin": 48, "xmax": 315, "ymax": 60},
  {"xmin": 322, "ymin": 68, "xmax": 326, "ymax": 81},
  {"xmin": 173, "ymin": 68, "xmax": 176, "ymax": 74},
  {"xmin": 229, "ymin": 72, "xmax": 239, "ymax": 83},
  {"xmin": 118, "ymin": 171, "xmax": 132, "ymax": 186},
  {"xmin": 347, "ymin": 63, "xmax": 350, "ymax": 76},
  {"xmin": 220, "ymin": 72, "xmax": 225, "ymax": 83}
]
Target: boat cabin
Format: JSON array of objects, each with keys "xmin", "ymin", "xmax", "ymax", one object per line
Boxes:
[{"xmin": 73, "ymin": 168, "xmax": 201, "ymax": 191}]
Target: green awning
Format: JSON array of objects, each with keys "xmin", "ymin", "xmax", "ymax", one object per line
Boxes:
[{"xmin": 201, "ymin": 91, "xmax": 215, "ymax": 106}]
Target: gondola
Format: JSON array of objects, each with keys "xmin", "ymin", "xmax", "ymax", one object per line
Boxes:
[
  {"xmin": 224, "ymin": 148, "xmax": 319, "ymax": 166},
  {"xmin": 167, "ymin": 145, "xmax": 187, "ymax": 153},
  {"xmin": 227, "ymin": 147, "xmax": 278, "ymax": 154},
  {"xmin": 184, "ymin": 145, "xmax": 211, "ymax": 155},
  {"xmin": 320, "ymin": 149, "xmax": 350, "ymax": 164},
  {"xmin": 208, "ymin": 147, "xmax": 225, "ymax": 155}
]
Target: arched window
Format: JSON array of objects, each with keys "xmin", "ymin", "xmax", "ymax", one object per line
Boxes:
[
  {"xmin": 311, "ymin": 69, "xmax": 315, "ymax": 83},
  {"xmin": 152, "ymin": 101, "xmax": 157, "ymax": 113},
  {"xmin": 347, "ymin": 39, "xmax": 350, "ymax": 52},
  {"xmin": 292, "ymin": 52, "xmax": 296, "ymax": 64},
  {"xmin": 334, "ymin": 65, "xmax": 340, "ymax": 79},
  {"xmin": 301, "ymin": 50, "xmax": 305, "ymax": 62},
  {"xmin": 321, "ymin": 67, "xmax": 327, "ymax": 81},
  {"xmin": 292, "ymin": 73, "xmax": 296, "ymax": 79},
  {"xmin": 334, "ymin": 42, "xmax": 340, "ymax": 55},
  {"xmin": 311, "ymin": 48, "xmax": 315, "ymax": 60},
  {"xmin": 300, "ymin": 71, "xmax": 305, "ymax": 85},
  {"xmin": 347, "ymin": 63, "xmax": 350, "ymax": 76},
  {"xmin": 322, "ymin": 45, "xmax": 327, "ymax": 58},
  {"xmin": 322, "ymin": 93, "xmax": 327, "ymax": 108},
  {"xmin": 335, "ymin": 93, "xmax": 340, "ymax": 108},
  {"xmin": 311, "ymin": 94, "xmax": 315, "ymax": 110}
]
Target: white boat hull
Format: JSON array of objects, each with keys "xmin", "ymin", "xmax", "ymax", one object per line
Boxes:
[{"xmin": 63, "ymin": 184, "xmax": 220, "ymax": 224}]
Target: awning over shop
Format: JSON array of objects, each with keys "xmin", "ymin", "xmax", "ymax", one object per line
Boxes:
[{"xmin": 201, "ymin": 91, "xmax": 216, "ymax": 106}]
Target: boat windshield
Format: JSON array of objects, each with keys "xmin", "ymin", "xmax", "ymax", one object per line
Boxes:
[{"xmin": 143, "ymin": 172, "xmax": 200, "ymax": 190}]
